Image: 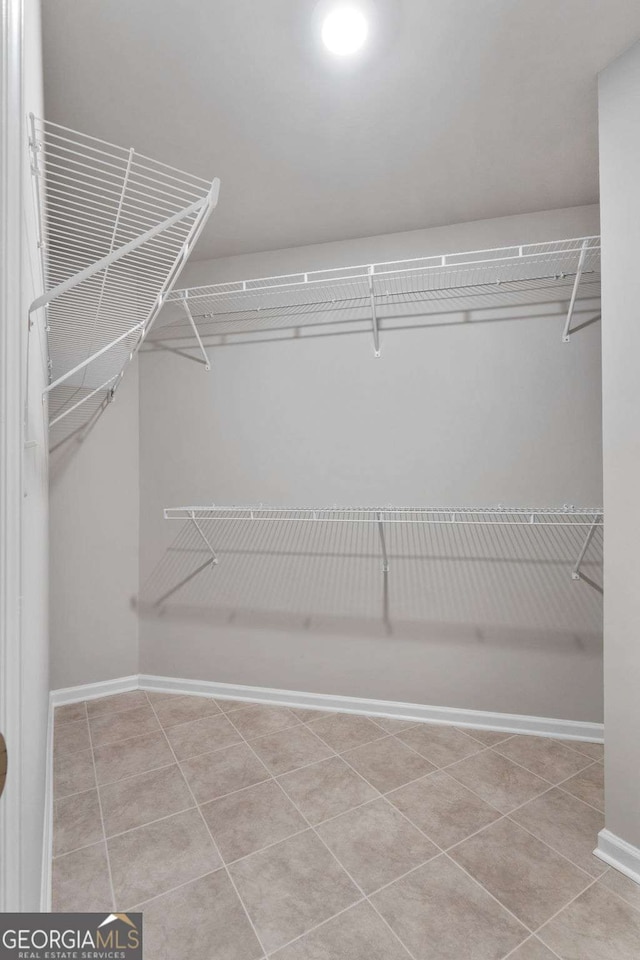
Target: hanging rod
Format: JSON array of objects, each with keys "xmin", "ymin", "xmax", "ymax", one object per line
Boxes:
[
  {"xmin": 152, "ymin": 236, "xmax": 600, "ymax": 358},
  {"xmin": 28, "ymin": 116, "xmax": 220, "ymax": 429}
]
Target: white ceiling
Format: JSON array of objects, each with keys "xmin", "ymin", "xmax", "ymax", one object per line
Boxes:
[{"xmin": 42, "ymin": 0, "xmax": 640, "ymax": 261}]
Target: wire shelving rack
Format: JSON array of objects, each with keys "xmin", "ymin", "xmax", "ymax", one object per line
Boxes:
[
  {"xmin": 150, "ymin": 236, "xmax": 600, "ymax": 362},
  {"xmin": 164, "ymin": 505, "xmax": 603, "ymax": 583},
  {"xmin": 28, "ymin": 116, "xmax": 220, "ymax": 430}
]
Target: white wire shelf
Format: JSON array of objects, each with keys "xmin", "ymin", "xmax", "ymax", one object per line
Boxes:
[
  {"xmin": 150, "ymin": 236, "xmax": 600, "ymax": 360},
  {"xmin": 164, "ymin": 505, "xmax": 603, "ymax": 582},
  {"xmin": 28, "ymin": 116, "xmax": 220, "ymax": 428}
]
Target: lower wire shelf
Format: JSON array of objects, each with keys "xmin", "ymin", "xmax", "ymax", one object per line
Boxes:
[
  {"xmin": 135, "ymin": 503, "xmax": 603, "ymax": 633},
  {"xmin": 163, "ymin": 504, "xmax": 603, "ymax": 582}
]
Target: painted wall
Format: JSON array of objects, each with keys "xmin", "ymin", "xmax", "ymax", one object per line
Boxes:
[
  {"xmin": 598, "ymin": 41, "xmax": 640, "ymax": 851},
  {"xmin": 138, "ymin": 204, "xmax": 604, "ymax": 722},
  {"xmin": 49, "ymin": 362, "xmax": 140, "ymax": 688}
]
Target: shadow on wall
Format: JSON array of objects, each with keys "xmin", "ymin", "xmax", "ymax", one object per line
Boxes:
[
  {"xmin": 135, "ymin": 513, "xmax": 603, "ymax": 656},
  {"xmin": 146, "ymin": 273, "xmax": 601, "ymax": 355},
  {"xmin": 47, "ymin": 282, "xmax": 601, "ymax": 458}
]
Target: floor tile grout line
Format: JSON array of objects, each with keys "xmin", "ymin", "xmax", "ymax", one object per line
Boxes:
[
  {"xmin": 334, "ymin": 737, "xmax": 516, "ymax": 819},
  {"xmin": 430, "ymin": 779, "xmax": 597, "ymax": 880},
  {"xmin": 276, "ymin": 751, "xmax": 373, "ymax": 793},
  {"xmin": 337, "ymin": 742, "xmax": 604, "ymax": 922},
  {"xmin": 263, "ymin": 898, "xmax": 369, "ymax": 958},
  {"xmin": 223, "ymin": 826, "xmax": 318, "ymax": 868},
  {"xmin": 57, "ymin": 720, "xmax": 179, "ymax": 761},
  {"xmin": 332, "ymin": 750, "xmax": 574, "ymax": 903},
  {"xmin": 490, "ymin": 741, "xmax": 596, "ymax": 782},
  {"xmin": 553, "ymin": 766, "xmax": 606, "ymax": 815},
  {"xmin": 529, "ymin": 873, "xmax": 603, "ymax": 947},
  {"xmin": 100, "ymin": 803, "xmax": 199, "ymax": 846},
  {"xmin": 126, "ymin": 867, "xmax": 225, "ymax": 913},
  {"xmin": 85, "ymin": 712, "xmax": 117, "ymax": 912},
  {"xmin": 500, "ymin": 933, "xmax": 564, "ymax": 960},
  {"xmin": 222, "ymin": 710, "xmax": 423, "ymax": 960},
  {"xmin": 94, "ymin": 759, "xmax": 178, "ymax": 793},
  {"xmin": 310, "ymin": 729, "xmax": 394, "ymax": 753},
  {"xmin": 333, "ymin": 751, "xmax": 448, "ymax": 854},
  {"xmin": 84, "ymin": 722, "xmax": 164, "ymax": 753},
  {"xmin": 504, "ymin": 812, "xmax": 605, "ymax": 881},
  {"xmin": 441, "ymin": 850, "xmax": 538, "ymax": 940},
  {"xmin": 456, "ymin": 729, "xmax": 516, "ymax": 748},
  {"xmin": 53, "ymin": 702, "xmax": 88, "ymax": 727},
  {"xmin": 595, "ymin": 873, "xmax": 640, "ymax": 916},
  {"xmin": 53, "ymin": 714, "xmax": 92, "ymax": 760},
  {"xmin": 144, "ymin": 693, "xmax": 271, "ymax": 959},
  {"xmin": 558, "ymin": 740, "xmax": 604, "ymax": 761}
]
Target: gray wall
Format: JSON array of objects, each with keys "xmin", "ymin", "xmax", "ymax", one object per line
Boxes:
[
  {"xmin": 138, "ymin": 204, "xmax": 604, "ymax": 721},
  {"xmin": 599, "ymin": 41, "xmax": 640, "ymax": 848},
  {"xmin": 50, "ymin": 361, "xmax": 139, "ymax": 688}
]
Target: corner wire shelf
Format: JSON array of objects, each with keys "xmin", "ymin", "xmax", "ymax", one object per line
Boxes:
[
  {"xmin": 28, "ymin": 116, "xmax": 220, "ymax": 429},
  {"xmin": 164, "ymin": 505, "xmax": 603, "ymax": 583},
  {"xmin": 149, "ymin": 236, "xmax": 600, "ymax": 363}
]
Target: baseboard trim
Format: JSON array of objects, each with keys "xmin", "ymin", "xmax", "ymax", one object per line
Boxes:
[
  {"xmin": 594, "ymin": 829, "xmax": 640, "ymax": 886},
  {"xmin": 40, "ymin": 698, "xmax": 54, "ymax": 911},
  {"xmin": 50, "ymin": 675, "xmax": 139, "ymax": 707},
  {"xmin": 47, "ymin": 672, "xmax": 604, "ymax": 741},
  {"xmin": 137, "ymin": 674, "xmax": 604, "ymax": 743}
]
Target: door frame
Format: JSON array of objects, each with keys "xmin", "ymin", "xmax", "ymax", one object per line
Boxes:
[{"xmin": 0, "ymin": 0, "xmax": 26, "ymax": 911}]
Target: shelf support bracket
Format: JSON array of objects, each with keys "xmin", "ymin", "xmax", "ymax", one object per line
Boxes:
[
  {"xmin": 190, "ymin": 511, "xmax": 218, "ymax": 564},
  {"xmin": 48, "ymin": 373, "xmax": 122, "ymax": 427},
  {"xmin": 28, "ymin": 195, "xmax": 207, "ymax": 316},
  {"xmin": 377, "ymin": 512, "xmax": 389, "ymax": 573},
  {"xmin": 562, "ymin": 239, "xmax": 589, "ymax": 343},
  {"xmin": 368, "ymin": 268, "xmax": 381, "ymax": 358},
  {"xmin": 181, "ymin": 295, "xmax": 211, "ymax": 370},
  {"xmin": 377, "ymin": 511, "xmax": 391, "ymax": 632},
  {"xmin": 572, "ymin": 517, "xmax": 600, "ymax": 581}
]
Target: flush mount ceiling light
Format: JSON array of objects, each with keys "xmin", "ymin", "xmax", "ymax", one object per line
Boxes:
[{"xmin": 321, "ymin": 4, "xmax": 369, "ymax": 56}]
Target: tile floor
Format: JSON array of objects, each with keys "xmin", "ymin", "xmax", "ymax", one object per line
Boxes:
[{"xmin": 51, "ymin": 691, "xmax": 640, "ymax": 960}]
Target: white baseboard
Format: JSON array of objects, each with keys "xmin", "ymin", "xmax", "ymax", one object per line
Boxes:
[
  {"xmin": 137, "ymin": 674, "xmax": 604, "ymax": 743},
  {"xmin": 50, "ymin": 675, "xmax": 139, "ymax": 707},
  {"xmin": 594, "ymin": 829, "xmax": 640, "ymax": 886},
  {"xmin": 40, "ymin": 699, "xmax": 54, "ymax": 911},
  {"xmin": 47, "ymin": 672, "xmax": 604, "ymax": 742}
]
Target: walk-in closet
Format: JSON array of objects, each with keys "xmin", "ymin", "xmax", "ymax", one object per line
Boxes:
[{"xmin": 2, "ymin": 2, "xmax": 640, "ymax": 958}]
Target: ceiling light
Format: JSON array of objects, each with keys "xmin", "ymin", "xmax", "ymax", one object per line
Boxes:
[{"xmin": 321, "ymin": 5, "xmax": 368, "ymax": 56}]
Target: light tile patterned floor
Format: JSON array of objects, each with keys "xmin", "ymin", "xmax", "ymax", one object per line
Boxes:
[{"xmin": 51, "ymin": 691, "xmax": 640, "ymax": 960}]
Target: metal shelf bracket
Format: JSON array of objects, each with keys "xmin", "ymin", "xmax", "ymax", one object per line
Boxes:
[
  {"xmin": 572, "ymin": 516, "xmax": 600, "ymax": 581},
  {"xmin": 368, "ymin": 267, "xmax": 381, "ymax": 357},
  {"xmin": 190, "ymin": 511, "xmax": 218, "ymax": 564},
  {"xmin": 181, "ymin": 294, "xmax": 211, "ymax": 370},
  {"xmin": 377, "ymin": 511, "xmax": 389, "ymax": 573},
  {"xmin": 562, "ymin": 239, "xmax": 590, "ymax": 342}
]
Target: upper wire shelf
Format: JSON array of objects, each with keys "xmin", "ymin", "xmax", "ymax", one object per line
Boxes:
[
  {"xmin": 151, "ymin": 236, "xmax": 601, "ymax": 361},
  {"xmin": 28, "ymin": 116, "xmax": 220, "ymax": 430}
]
